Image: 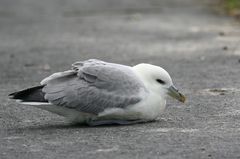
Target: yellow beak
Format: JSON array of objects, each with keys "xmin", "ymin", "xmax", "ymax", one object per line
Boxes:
[{"xmin": 167, "ymin": 85, "xmax": 186, "ymax": 103}]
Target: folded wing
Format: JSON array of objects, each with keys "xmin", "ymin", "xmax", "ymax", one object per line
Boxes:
[{"xmin": 42, "ymin": 59, "xmax": 147, "ymax": 115}]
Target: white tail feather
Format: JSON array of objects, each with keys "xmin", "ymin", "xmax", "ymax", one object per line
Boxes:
[{"xmin": 19, "ymin": 102, "xmax": 52, "ymax": 106}]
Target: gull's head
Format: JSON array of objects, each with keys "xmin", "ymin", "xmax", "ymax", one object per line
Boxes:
[{"xmin": 133, "ymin": 63, "xmax": 186, "ymax": 103}]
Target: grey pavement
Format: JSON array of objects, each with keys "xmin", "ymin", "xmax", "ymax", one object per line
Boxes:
[{"xmin": 1, "ymin": 0, "xmax": 240, "ymax": 158}]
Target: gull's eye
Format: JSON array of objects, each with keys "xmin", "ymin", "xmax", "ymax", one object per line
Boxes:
[{"xmin": 156, "ymin": 79, "xmax": 165, "ymax": 85}]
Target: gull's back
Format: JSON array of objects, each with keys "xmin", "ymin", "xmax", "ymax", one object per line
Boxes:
[{"xmin": 10, "ymin": 59, "xmax": 148, "ymax": 117}]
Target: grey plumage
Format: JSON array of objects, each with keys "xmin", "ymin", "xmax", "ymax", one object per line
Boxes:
[
  {"xmin": 11, "ymin": 59, "xmax": 147, "ymax": 115},
  {"xmin": 43, "ymin": 59, "xmax": 147, "ymax": 114}
]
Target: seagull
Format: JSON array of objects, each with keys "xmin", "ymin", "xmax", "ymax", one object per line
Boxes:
[{"xmin": 9, "ymin": 59, "xmax": 185, "ymax": 126}]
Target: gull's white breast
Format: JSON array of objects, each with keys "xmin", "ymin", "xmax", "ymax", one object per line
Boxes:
[
  {"xmin": 98, "ymin": 91, "xmax": 166, "ymax": 121},
  {"xmin": 128, "ymin": 91, "xmax": 166, "ymax": 120}
]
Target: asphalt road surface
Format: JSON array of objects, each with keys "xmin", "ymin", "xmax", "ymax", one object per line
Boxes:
[{"xmin": 1, "ymin": 0, "xmax": 240, "ymax": 158}]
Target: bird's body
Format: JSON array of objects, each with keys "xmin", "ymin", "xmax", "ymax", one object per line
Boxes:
[{"xmin": 9, "ymin": 59, "xmax": 185, "ymax": 126}]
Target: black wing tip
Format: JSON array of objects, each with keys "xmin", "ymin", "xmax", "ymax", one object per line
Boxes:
[
  {"xmin": 8, "ymin": 92, "xmax": 14, "ymax": 96},
  {"xmin": 8, "ymin": 92, "xmax": 17, "ymax": 98},
  {"xmin": 8, "ymin": 85, "xmax": 45, "ymax": 100},
  {"xmin": 8, "ymin": 91, "xmax": 22, "ymax": 99}
]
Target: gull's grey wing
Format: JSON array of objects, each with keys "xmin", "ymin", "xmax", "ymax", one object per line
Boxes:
[{"xmin": 42, "ymin": 59, "xmax": 147, "ymax": 115}]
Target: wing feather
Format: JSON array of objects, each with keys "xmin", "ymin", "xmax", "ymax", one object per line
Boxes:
[{"xmin": 42, "ymin": 59, "xmax": 147, "ymax": 115}]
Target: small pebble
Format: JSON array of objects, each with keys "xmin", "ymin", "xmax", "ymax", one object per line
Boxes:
[
  {"xmin": 10, "ymin": 54, "xmax": 15, "ymax": 58},
  {"xmin": 218, "ymin": 31, "xmax": 225, "ymax": 36},
  {"xmin": 201, "ymin": 148, "xmax": 206, "ymax": 151},
  {"xmin": 222, "ymin": 46, "xmax": 228, "ymax": 50}
]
